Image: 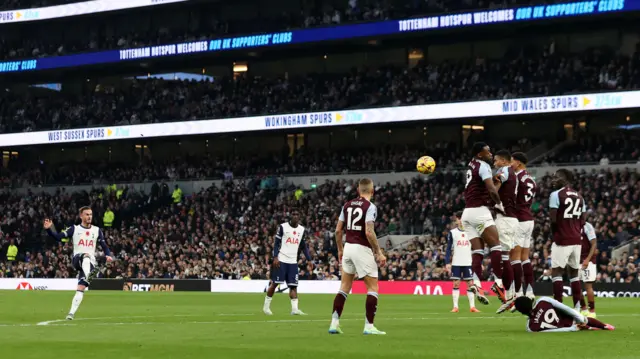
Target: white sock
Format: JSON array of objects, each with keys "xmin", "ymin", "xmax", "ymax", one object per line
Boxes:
[
  {"xmin": 264, "ymin": 296, "xmax": 272, "ymax": 309},
  {"xmin": 526, "ymin": 284, "xmax": 534, "ymax": 296},
  {"xmin": 467, "ymin": 290, "xmax": 476, "ymax": 308},
  {"xmin": 452, "ymin": 289, "xmax": 460, "ymax": 308},
  {"xmin": 364, "ymin": 322, "xmax": 374, "ymax": 330},
  {"xmin": 69, "ymin": 290, "xmax": 84, "ymax": 315},
  {"xmin": 472, "ymin": 273, "xmax": 482, "ymax": 287},
  {"xmin": 331, "ymin": 311, "xmax": 340, "ymax": 328},
  {"xmin": 291, "ymin": 298, "xmax": 299, "ymax": 312},
  {"xmin": 81, "ymin": 257, "xmax": 92, "ymax": 280},
  {"xmin": 494, "ymin": 277, "xmax": 503, "ymax": 288}
]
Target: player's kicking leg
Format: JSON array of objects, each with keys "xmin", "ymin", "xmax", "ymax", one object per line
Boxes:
[{"xmin": 67, "ymin": 254, "xmax": 92, "ymax": 320}]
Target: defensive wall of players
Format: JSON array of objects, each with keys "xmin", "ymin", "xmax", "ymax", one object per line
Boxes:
[{"xmin": 3, "ymin": 278, "xmax": 640, "ymax": 297}]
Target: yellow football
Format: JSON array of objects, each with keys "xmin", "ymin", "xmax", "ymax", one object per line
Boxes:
[{"xmin": 416, "ymin": 156, "xmax": 436, "ymax": 174}]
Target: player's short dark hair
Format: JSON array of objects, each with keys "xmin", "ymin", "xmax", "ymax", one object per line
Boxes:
[
  {"xmin": 79, "ymin": 206, "xmax": 92, "ymax": 214},
  {"xmin": 472, "ymin": 142, "xmax": 488, "ymax": 156},
  {"xmin": 514, "ymin": 296, "xmax": 534, "ymax": 316},
  {"xmin": 556, "ymin": 168, "xmax": 574, "ymax": 184},
  {"xmin": 495, "ymin": 150, "xmax": 511, "ymax": 161},
  {"xmin": 512, "ymin": 152, "xmax": 528, "ymax": 165},
  {"xmin": 454, "ymin": 211, "xmax": 463, "ymax": 219}
]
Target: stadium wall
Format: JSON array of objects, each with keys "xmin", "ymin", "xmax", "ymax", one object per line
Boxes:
[{"xmin": 2, "ymin": 279, "xmax": 640, "ymax": 297}]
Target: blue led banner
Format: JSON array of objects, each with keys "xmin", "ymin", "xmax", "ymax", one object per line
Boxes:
[{"xmin": 0, "ymin": 0, "xmax": 633, "ymax": 73}]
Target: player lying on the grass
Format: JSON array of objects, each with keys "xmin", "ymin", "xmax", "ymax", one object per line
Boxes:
[
  {"xmin": 445, "ymin": 213, "xmax": 480, "ymax": 313},
  {"xmin": 513, "ymin": 296, "xmax": 614, "ymax": 332},
  {"xmin": 264, "ymin": 210, "xmax": 312, "ymax": 316},
  {"xmin": 44, "ymin": 207, "xmax": 113, "ymax": 320}
]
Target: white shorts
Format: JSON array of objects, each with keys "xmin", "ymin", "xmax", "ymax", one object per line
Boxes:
[
  {"xmin": 495, "ymin": 215, "xmax": 518, "ymax": 252},
  {"xmin": 579, "ymin": 262, "xmax": 597, "ymax": 283},
  {"xmin": 515, "ymin": 220, "xmax": 534, "ymax": 249},
  {"xmin": 551, "ymin": 243, "xmax": 581, "ymax": 269},
  {"xmin": 461, "ymin": 207, "xmax": 495, "ymax": 239},
  {"xmin": 342, "ymin": 243, "xmax": 378, "ymax": 279}
]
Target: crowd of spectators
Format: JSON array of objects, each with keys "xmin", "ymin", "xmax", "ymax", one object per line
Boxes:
[
  {"xmin": 2, "ymin": 43, "xmax": 638, "ymax": 135},
  {"xmin": 1, "ymin": 166, "xmax": 638, "ymax": 284},
  {"xmin": 0, "ymin": 139, "xmax": 536, "ymax": 187},
  {"xmin": 540, "ymin": 132, "xmax": 640, "ymax": 165},
  {"xmin": 1, "ymin": 0, "xmax": 570, "ymax": 58}
]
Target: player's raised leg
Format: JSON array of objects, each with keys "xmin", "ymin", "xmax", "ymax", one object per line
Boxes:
[{"xmin": 67, "ymin": 254, "xmax": 92, "ymax": 320}]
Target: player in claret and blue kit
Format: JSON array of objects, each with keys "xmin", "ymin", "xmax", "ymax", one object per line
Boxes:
[
  {"xmin": 445, "ymin": 213, "xmax": 480, "ymax": 313},
  {"xmin": 44, "ymin": 207, "xmax": 113, "ymax": 320},
  {"xmin": 513, "ymin": 296, "xmax": 614, "ymax": 333},
  {"xmin": 263, "ymin": 210, "xmax": 312, "ymax": 316}
]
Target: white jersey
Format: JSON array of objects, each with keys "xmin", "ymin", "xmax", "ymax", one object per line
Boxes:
[
  {"xmin": 274, "ymin": 222, "xmax": 308, "ymax": 264},
  {"xmin": 446, "ymin": 228, "xmax": 472, "ymax": 266},
  {"xmin": 61, "ymin": 224, "xmax": 104, "ymax": 260}
]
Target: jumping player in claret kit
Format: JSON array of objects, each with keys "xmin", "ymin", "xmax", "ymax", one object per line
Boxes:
[
  {"xmin": 329, "ymin": 178, "xmax": 387, "ymax": 335},
  {"xmin": 44, "ymin": 207, "xmax": 113, "ymax": 320},
  {"xmin": 493, "ymin": 150, "xmax": 519, "ymax": 313},
  {"xmin": 548, "ymin": 169, "xmax": 586, "ymax": 307},
  {"xmin": 513, "ymin": 296, "xmax": 614, "ymax": 333},
  {"xmin": 462, "ymin": 142, "xmax": 504, "ymax": 306},
  {"xmin": 510, "ymin": 152, "xmax": 537, "ymax": 301},
  {"xmin": 264, "ymin": 210, "xmax": 312, "ymax": 316},
  {"xmin": 445, "ymin": 213, "xmax": 480, "ymax": 313}
]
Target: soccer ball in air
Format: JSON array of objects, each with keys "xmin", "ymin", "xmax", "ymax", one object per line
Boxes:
[{"xmin": 416, "ymin": 156, "xmax": 436, "ymax": 174}]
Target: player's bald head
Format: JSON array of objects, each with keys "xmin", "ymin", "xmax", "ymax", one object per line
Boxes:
[{"xmin": 358, "ymin": 178, "xmax": 374, "ymax": 195}]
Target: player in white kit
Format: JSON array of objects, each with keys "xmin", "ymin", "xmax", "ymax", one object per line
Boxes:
[
  {"xmin": 445, "ymin": 213, "xmax": 480, "ymax": 313},
  {"xmin": 264, "ymin": 210, "xmax": 312, "ymax": 315},
  {"xmin": 44, "ymin": 207, "xmax": 113, "ymax": 320}
]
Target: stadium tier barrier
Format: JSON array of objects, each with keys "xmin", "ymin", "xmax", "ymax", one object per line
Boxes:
[{"xmin": 2, "ymin": 279, "xmax": 640, "ymax": 297}]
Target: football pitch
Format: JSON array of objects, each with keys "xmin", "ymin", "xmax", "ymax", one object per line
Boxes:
[{"xmin": 0, "ymin": 292, "xmax": 637, "ymax": 359}]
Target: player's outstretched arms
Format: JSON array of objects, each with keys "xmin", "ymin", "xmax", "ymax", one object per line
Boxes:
[{"xmin": 43, "ymin": 219, "xmax": 72, "ymax": 241}]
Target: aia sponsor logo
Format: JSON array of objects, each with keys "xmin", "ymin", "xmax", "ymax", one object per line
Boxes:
[{"xmin": 16, "ymin": 282, "xmax": 47, "ymax": 290}]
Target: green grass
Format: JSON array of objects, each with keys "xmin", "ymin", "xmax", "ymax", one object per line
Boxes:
[{"xmin": 0, "ymin": 292, "xmax": 637, "ymax": 359}]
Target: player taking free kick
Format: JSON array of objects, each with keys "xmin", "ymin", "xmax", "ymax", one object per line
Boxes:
[
  {"xmin": 44, "ymin": 207, "xmax": 113, "ymax": 320},
  {"xmin": 264, "ymin": 210, "xmax": 312, "ymax": 315},
  {"xmin": 513, "ymin": 296, "xmax": 614, "ymax": 332},
  {"xmin": 329, "ymin": 178, "xmax": 387, "ymax": 335}
]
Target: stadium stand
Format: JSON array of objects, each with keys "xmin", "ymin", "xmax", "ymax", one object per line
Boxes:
[
  {"xmin": 1, "ymin": 166, "xmax": 638, "ymax": 283},
  {"xmin": 1, "ymin": 0, "xmax": 570, "ymax": 57},
  {"xmin": 1, "ymin": 44, "xmax": 639, "ymax": 134}
]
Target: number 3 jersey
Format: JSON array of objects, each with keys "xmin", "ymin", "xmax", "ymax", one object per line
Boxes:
[
  {"xmin": 549, "ymin": 186, "xmax": 586, "ymax": 246},
  {"xmin": 339, "ymin": 197, "xmax": 377, "ymax": 248},
  {"xmin": 527, "ymin": 297, "xmax": 587, "ymax": 332}
]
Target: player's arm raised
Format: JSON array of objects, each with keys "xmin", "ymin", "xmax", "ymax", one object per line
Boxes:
[
  {"xmin": 43, "ymin": 219, "xmax": 73, "ymax": 241},
  {"xmin": 365, "ymin": 205, "xmax": 386, "ymax": 266}
]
